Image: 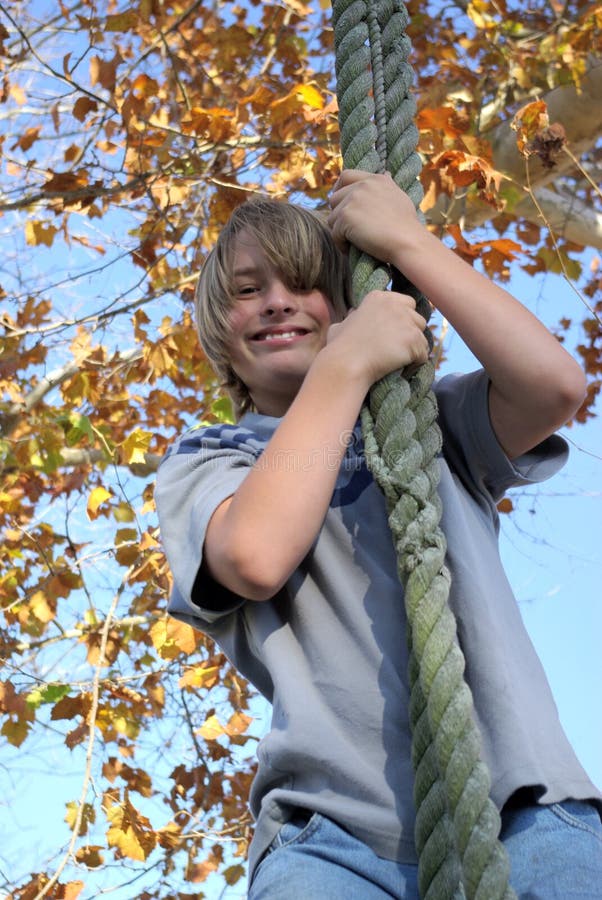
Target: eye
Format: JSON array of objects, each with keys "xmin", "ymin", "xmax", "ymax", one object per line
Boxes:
[{"xmin": 236, "ymin": 284, "xmax": 259, "ymax": 297}]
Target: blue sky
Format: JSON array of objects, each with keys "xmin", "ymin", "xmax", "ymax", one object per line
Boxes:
[{"xmin": 442, "ymin": 262, "xmax": 602, "ymax": 792}]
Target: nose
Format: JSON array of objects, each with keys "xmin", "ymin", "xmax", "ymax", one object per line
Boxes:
[{"xmin": 261, "ymin": 280, "xmax": 298, "ymax": 316}]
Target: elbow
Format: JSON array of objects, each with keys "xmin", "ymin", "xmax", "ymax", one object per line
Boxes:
[
  {"xmin": 550, "ymin": 360, "xmax": 587, "ymax": 425},
  {"xmin": 235, "ymin": 563, "xmax": 286, "ymax": 602},
  {"xmin": 220, "ymin": 546, "xmax": 288, "ymax": 602}
]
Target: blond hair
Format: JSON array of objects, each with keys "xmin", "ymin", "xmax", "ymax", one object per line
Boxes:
[{"xmin": 195, "ymin": 197, "xmax": 351, "ymax": 417}]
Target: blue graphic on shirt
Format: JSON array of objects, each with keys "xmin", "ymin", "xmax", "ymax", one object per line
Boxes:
[
  {"xmin": 331, "ymin": 428, "xmax": 372, "ymax": 507},
  {"xmin": 331, "ymin": 464, "xmax": 372, "ymax": 507},
  {"xmin": 168, "ymin": 421, "xmax": 372, "ymax": 507},
  {"xmin": 173, "ymin": 424, "xmax": 262, "ymax": 458}
]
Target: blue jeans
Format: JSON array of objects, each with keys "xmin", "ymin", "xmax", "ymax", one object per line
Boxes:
[{"xmin": 248, "ymin": 801, "xmax": 602, "ymax": 899}]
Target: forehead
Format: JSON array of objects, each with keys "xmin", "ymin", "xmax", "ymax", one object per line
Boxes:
[{"xmin": 230, "ymin": 228, "xmax": 272, "ymax": 278}]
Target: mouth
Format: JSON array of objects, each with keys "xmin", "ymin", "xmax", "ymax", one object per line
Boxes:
[{"xmin": 252, "ymin": 327, "xmax": 310, "ymax": 342}]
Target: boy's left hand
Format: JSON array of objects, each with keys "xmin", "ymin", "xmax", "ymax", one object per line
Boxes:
[{"xmin": 328, "ymin": 169, "xmax": 422, "ymax": 263}]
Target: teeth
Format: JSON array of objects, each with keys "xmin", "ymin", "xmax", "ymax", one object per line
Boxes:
[{"xmin": 259, "ymin": 331, "xmax": 304, "ymax": 341}]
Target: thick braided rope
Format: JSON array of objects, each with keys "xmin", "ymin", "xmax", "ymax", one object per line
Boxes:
[{"xmin": 331, "ymin": 2, "xmax": 516, "ymax": 898}]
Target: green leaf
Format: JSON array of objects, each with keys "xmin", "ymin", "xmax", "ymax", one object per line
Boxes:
[
  {"xmin": 537, "ymin": 247, "xmax": 582, "ymax": 280},
  {"xmin": 26, "ymin": 683, "xmax": 72, "ymax": 710},
  {"xmin": 57, "ymin": 412, "xmax": 94, "ymax": 447},
  {"xmin": 211, "ymin": 396, "xmax": 234, "ymax": 423}
]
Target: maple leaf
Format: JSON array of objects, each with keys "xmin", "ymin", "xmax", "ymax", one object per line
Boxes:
[
  {"xmin": 150, "ymin": 618, "xmax": 198, "ymax": 659},
  {"xmin": 106, "ymin": 793, "xmax": 157, "ymax": 861},
  {"xmin": 121, "ymin": 429, "xmax": 153, "ymax": 464}
]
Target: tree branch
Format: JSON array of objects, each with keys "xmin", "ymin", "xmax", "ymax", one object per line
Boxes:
[
  {"xmin": 0, "ymin": 349, "xmax": 141, "ymax": 439},
  {"xmin": 514, "ymin": 184, "xmax": 602, "ymax": 248},
  {"xmin": 427, "ymin": 61, "xmax": 602, "ymax": 247}
]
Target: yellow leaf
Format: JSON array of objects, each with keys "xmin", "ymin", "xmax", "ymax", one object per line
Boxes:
[
  {"xmin": 10, "ymin": 83, "xmax": 26, "ymax": 104},
  {"xmin": 30, "ymin": 590, "xmax": 55, "ymax": 624},
  {"xmin": 65, "ymin": 800, "xmax": 96, "ymax": 836},
  {"xmin": 466, "ymin": 0, "xmax": 495, "ymax": 29},
  {"xmin": 150, "ymin": 618, "xmax": 198, "ymax": 659},
  {"xmin": 113, "ymin": 501, "xmax": 136, "ymax": 523},
  {"xmin": 25, "ymin": 220, "xmax": 58, "ymax": 247},
  {"xmin": 179, "ymin": 665, "xmax": 220, "ymax": 690},
  {"xmin": 297, "ymin": 84, "xmax": 324, "ymax": 109},
  {"xmin": 111, "ymin": 715, "xmax": 140, "ymax": 740},
  {"xmin": 157, "ymin": 822, "xmax": 183, "ymax": 850},
  {"xmin": 197, "ymin": 714, "xmax": 225, "ymax": 741},
  {"xmin": 106, "ymin": 796, "xmax": 157, "ymax": 861},
  {"xmin": 87, "ymin": 485, "xmax": 112, "ymax": 520},
  {"xmin": 121, "ymin": 429, "xmax": 153, "ymax": 465}
]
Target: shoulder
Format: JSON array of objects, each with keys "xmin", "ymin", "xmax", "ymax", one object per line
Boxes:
[{"xmin": 162, "ymin": 420, "xmax": 268, "ymax": 464}]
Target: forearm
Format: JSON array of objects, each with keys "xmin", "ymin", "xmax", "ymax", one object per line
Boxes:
[
  {"xmin": 328, "ymin": 170, "xmax": 586, "ymax": 457},
  {"xmin": 205, "ymin": 350, "xmax": 371, "ymax": 600}
]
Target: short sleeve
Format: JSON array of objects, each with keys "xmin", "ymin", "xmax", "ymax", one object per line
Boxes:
[
  {"xmin": 155, "ymin": 423, "xmax": 264, "ymax": 624},
  {"xmin": 435, "ymin": 369, "xmax": 568, "ymax": 504}
]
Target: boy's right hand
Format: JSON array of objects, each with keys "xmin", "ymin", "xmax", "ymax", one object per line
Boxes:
[{"xmin": 324, "ymin": 290, "xmax": 430, "ymax": 387}]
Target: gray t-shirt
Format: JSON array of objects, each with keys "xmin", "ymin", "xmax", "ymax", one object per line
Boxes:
[{"xmin": 155, "ymin": 370, "xmax": 601, "ymax": 880}]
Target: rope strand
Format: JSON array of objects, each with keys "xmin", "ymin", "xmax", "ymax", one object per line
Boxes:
[{"xmin": 330, "ymin": 2, "xmax": 516, "ymax": 897}]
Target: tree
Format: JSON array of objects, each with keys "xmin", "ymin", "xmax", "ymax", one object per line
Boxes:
[{"xmin": 0, "ymin": 1, "xmax": 600, "ymax": 897}]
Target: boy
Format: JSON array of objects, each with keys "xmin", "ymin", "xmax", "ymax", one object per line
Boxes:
[{"xmin": 155, "ymin": 171, "xmax": 602, "ymax": 898}]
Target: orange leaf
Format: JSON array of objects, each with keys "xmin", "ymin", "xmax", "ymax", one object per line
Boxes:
[
  {"xmin": 12, "ymin": 126, "xmax": 41, "ymax": 151},
  {"xmin": 417, "ymin": 106, "xmax": 466, "ymax": 138},
  {"xmin": 511, "ymin": 100, "xmax": 549, "ymax": 155},
  {"xmin": 75, "ymin": 846, "xmax": 104, "ymax": 868},
  {"xmin": 61, "ymin": 881, "xmax": 85, "ymax": 900},
  {"xmin": 225, "ymin": 711, "xmax": 252, "ymax": 737},
  {"xmin": 72, "ymin": 96, "xmax": 98, "ymax": 121}
]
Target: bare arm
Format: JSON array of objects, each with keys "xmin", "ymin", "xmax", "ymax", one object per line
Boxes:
[
  {"xmin": 204, "ymin": 292, "xmax": 429, "ymax": 600},
  {"xmin": 328, "ymin": 170, "xmax": 587, "ymax": 459}
]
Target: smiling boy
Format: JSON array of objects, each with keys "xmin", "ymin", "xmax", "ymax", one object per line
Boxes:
[{"xmin": 155, "ymin": 171, "xmax": 602, "ymax": 898}]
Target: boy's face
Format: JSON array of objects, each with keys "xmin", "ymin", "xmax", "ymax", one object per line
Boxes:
[{"xmin": 227, "ymin": 230, "xmax": 337, "ymax": 416}]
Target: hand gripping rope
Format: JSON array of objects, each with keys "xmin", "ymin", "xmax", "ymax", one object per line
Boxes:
[{"xmin": 330, "ymin": 2, "xmax": 517, "ymax": 897}]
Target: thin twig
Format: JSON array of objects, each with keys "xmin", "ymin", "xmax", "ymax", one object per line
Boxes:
[
  {"xmin": 31, "ymin": 577, "xmax": 126, "ymax": 900},
  {"xmin": 524, "ymin": 159, "xmax": 602, "ymax": 326},
  {"xmin": 562, "ymin": 145, "xmax": 602, "ymax": 201}
]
